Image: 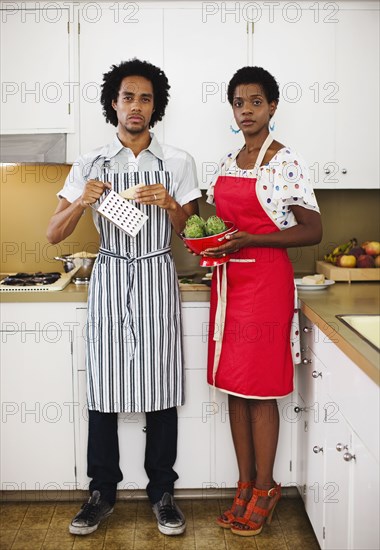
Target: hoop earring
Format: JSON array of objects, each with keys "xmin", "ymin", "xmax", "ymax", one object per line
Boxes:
[
  {"xmin": 230, "ymin": 122, "xmax": 241, "ymax": 134},
  {"xmin": 269, "ymin": 119, "xmax": 276, "ymax": 132}
]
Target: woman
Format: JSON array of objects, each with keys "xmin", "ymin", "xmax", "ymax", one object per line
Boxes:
[{"xmin": 204, "ymin": 66, "xmax": 322, "ymax": 537}]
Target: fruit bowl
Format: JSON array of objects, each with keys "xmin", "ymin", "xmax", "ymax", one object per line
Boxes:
[{"xmin": 182, "ymin": 221, "xmax": 237, "ymax": 267}]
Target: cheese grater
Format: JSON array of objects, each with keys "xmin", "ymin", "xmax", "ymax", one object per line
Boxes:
[{"xmin": 94, "ymin": 189, "xmax": 148, "ymax": 238}]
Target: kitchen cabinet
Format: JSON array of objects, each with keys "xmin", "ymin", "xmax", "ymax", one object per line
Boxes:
[
  {"xmin": 0, "ymin": 6, "xmax": 75, "ymax": 133},
  {"xmin": 162, "ymin": 6, "xmax": 249, "ymax": 188},
  {"xmin": 252, "ymin": 1, "xmax": 379, "ymax": 189},
  {"xmin": 296, "ymin": 311, "xmax": 380, "ymax": 549},
  {"xmin": 75, "ymin": 303, "xmax": 213, "ymax": 490},
  {"xmin": 77, "ymin": 5, "xmax": 164, "ymax": 154},
  {"xmin": 0, "ymin": 303, "xmax": 76, "ymax": 491},
  {"xmin": 77, "ymin": 3, "xmax": 250, "ymax": 186},
  {"xmin": 213, "ymin": 392, "xmax": 295, "ymax": 489}
]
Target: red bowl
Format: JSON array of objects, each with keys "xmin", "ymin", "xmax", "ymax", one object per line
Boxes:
[{"xmin": 182, "ymin": 221, "xmax": 237, "ymax": 267}]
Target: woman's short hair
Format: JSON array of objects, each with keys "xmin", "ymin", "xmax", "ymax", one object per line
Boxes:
[{"xmin": 227, "ymin": 66, "xmax": 280, "ymax": 105}]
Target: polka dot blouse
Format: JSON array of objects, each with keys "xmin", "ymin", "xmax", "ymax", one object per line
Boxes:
[{"xmin": 207, "ymin": 146, "xmax": 320, "ymax": 230}]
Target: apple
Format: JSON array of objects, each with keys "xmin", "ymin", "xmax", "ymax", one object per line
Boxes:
[
  {"xmin": 357, "ymin": 254, "xmax": 375, "ymax": 268},
  {"xmin": 375, "ymin": 255, "xmax": 380, "ymax": 268},
  {"xmin": 336, "ymin": 254, "xmax": 357, "ymax": 268},
  {"xmin": 363, "ymin": 241, "xmax": 380, "ymax": 256}
]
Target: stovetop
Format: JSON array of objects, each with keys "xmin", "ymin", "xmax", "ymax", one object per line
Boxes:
[{"xmin": 0, "ymin": 271, "xmax": 75, "ymax": 292}]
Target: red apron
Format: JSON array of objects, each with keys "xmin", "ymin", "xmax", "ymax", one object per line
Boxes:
[{"xmin": 207, "ymin": 172, "xmax": 295, "ymax": 399}]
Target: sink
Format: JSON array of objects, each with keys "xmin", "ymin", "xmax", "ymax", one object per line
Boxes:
[{"xmin": 336, "ymin": 315, "xmax": 380, "ymax": 351}]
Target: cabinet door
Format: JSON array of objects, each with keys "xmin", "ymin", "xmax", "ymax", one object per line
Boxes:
[
  {"xmin": 350, "ymin": 432, "xmax": 380, "ymax": 550},
  {"xmin": 335, "ymin": 5, "xmax": 380, "ymax": 188},
  {"xmin": 0, "ymin": 330, "xmax": 75, "ymax": 490},
  {"xmin": 323, "ymin": 409, "xmax": 351, "ymax": 550},
  {"xmin": 78, "ymin": 6, "xmax": 164, "ymax": 153},
  {"xmin": 296, "ymin": 355, "xmax": 326, "ymax": 547},
  {"xmin": 253, "ymin": 5, "xmax": 336, "ymax": 188},
  {"xmin": 213, "ymin": 392, "xmax": 295, "ymax": 488},
  {"xmin": 76, "ymin": 370, "xmax": 149, "ymax": 491},
  {"xmin": 0, "ymin": 8, "xmax": 73, "ymax": 133},
  {"xmin": 178, "ymin": 305, "xmax": 212, "ymax": 488},
  {"xmin": 163, "ymin": 7, "xmax": 248, "ymax": 188}
]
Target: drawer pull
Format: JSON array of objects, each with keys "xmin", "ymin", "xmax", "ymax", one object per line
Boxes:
[
  {"xmin": 312, "ymin": 370, "xmax": 322, "ymax": 379},
  {"xmin": 343, "ymin": 452, "xmax": 356, "ymax": 462},
  {"xmin": 313, "ymin": 445, "xmax": 323, "ymax": 454},
  {"xmin": 302, "ymin": 358, "xmax": 312, "ymax": 365},
  {"xmin": 303, "ymin": 326, "xmax": 313, "ymax": 333},
  {"xmin": 336, "ymin": 443, "xmax": 348, "ymax": 452}
]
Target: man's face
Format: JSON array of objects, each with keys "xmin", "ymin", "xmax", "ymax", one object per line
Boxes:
[{"xmin": 112, "ymin": 75, "xmax": 154, "ymax": 134}]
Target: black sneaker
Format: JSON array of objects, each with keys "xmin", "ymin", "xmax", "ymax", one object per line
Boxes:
[
  {"xmin": 152, "ymin": 492, "xmax": 186, "ymax": 535},
  {"xmin": 69, "ymin": 491, "xmax": 113, "ymax": 535}
]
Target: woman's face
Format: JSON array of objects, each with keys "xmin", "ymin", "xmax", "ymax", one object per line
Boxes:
[{"xmin": 232, "ymin": 83, "xmax": 277, "ymax": 136}]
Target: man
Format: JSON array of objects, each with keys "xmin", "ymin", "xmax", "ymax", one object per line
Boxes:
[{"xmin": 47, "ymin": 58, "xmax": 201, "ymax": 536}]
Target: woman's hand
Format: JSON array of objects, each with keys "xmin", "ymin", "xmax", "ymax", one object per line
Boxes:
[
  {"xmin": 80, "ymin": 179, "xmax": 112, "ymax": 208},
  {"xmin": 203, "ymin": 231, "xmax": 252, "ymax": 257},
  {"xmin": 135, "ymin": 183, "xmax": 176, "ymax": 210}
]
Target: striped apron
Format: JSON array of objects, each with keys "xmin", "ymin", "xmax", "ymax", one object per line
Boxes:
[{"xmin": 86, "ymin": 159, "xmax": 183, "ymax": 413}]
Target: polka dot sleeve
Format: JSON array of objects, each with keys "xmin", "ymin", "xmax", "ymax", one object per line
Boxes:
[
  {"xmin": 257, "ymin": 148, "xmax": 320, "ymax": 229},
  {"xmin": 267, "ymin": 148, "xmax": 319, "ymax": 209}
]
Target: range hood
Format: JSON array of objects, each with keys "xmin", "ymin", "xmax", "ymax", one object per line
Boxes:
[{"xmin": 0, "ymin": 134, "xmax": 67, "ymax": 163}]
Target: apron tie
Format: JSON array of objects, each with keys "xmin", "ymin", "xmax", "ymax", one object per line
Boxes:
[{"xmin": 99, "ymin": 246, "xmax": 171, "ymax": 358}]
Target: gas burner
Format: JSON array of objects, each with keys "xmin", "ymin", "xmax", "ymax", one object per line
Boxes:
[{"xmin": 2, "ymin": 272, "xmax": 62, "ymax": 286}]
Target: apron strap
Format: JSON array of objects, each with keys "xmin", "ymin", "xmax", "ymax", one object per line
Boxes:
[{"xmin": 252, "ymin": 133, "xmax": 274, "ymax": 177}]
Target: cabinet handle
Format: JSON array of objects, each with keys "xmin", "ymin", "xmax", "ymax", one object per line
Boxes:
[
  {"xmin": 324, "ymin": 168, "xmax": 331, "ymax": 175},
  {"xmin": 336, "ymin": 443, "xmax": 348, "ymax": 452},
  {"xmin": 302, "ymin": 358, "xmax": 312, "ymax": 365},
  {"xmin": 341, "ymin": 168, "xmax": 347, "ymax": 174},
  {"xmin": 312, "ymin": 370, "xmax": 322, "ymax": 379},
  {"xmin": 313, "ymin": 445, "xmax": 323, "ymax": 454},
  {"xmin": 303, "ymin": 326, "xmax": 313, "ymax": 333},
  {"xmin": 294, "ymin": 406, "xmax": 307, "ymax": 413},
  {"xmin": 343, "ymin": 452, "xmax": 356, "ymax": 462},
  {"xmin": 142, "ymin": 426, "xmax": 147, "ymax": 433}
]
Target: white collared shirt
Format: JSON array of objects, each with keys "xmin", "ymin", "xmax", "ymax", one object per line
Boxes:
[{"xmin": 58, "ymin": 132, "xmax": 201, "ymax": 207}]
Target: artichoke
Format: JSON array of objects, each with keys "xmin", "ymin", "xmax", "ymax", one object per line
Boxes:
[
  {"xmin": 205, "ymin": 216, "xmax": 227, "ymax": 236},
  {"xmin": 184, "ymin": 215, "xmax": 206, "ymax": 238}
]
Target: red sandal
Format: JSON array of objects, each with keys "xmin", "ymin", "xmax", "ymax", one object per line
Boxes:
[
  {"xmin": 216, "ymin": 481, "xmax": 254, "ymax": 528},
  {"xmin": 230, "ymin": 483, "xmax": 281, "ymax": 536}
]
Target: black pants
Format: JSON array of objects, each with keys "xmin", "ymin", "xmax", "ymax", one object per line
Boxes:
[{"xmin": 87, "ymin": 407, "xmax": 179, "ymax": 506}]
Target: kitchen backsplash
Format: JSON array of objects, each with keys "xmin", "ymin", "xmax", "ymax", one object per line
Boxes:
[{"xmin": 1, "ymin": 164, "xmax": 379, "ymax": 275}]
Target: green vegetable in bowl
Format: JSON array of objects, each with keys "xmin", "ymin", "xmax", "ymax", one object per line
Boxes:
[
  {"xmin": 183, "ymin": 214, "xmax": 227, "ymax": 238},
  {"xmin": 183, "ymin": 215, "xmax": 206, "ymax": 238},
  {"xmin": 205, "ymin": 215, "xmax": 227, "ymax": 236}
]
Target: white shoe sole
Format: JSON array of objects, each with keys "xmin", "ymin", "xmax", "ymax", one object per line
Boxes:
[
  {"xmin": 69, "ymin": 508, "xmax": 113, "ymax": 535},
  {"xmin": 157, "ymin": 522, "xmax": 186, "ymax": 536}
]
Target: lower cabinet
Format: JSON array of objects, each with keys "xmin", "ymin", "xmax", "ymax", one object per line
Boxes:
[
  {"xmin": 75, "ymin": 302, "xmax": 295, "ymax": 491},
  {"xmin": 0, "ymin": 303, "xmax": 76, "ymax": 491},
  {"xmin": 296, "ymin": 312, "xmax": 380, "ymax": 550},
  {"xmin": 0, "ymin": 300, "xmax": 295, "ymax": 495}
]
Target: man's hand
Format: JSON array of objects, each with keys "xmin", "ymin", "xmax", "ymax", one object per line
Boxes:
[
  {"xmin": 134, "ymin": 183, "xmax": 176, "ymax": 210},
  {"xmin": 80, "ymin": 179, "xmax": 112, "ymax": 208}
]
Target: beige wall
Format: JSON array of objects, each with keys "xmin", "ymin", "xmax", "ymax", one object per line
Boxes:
[{"xmin": 1, "ymin": 164, "xmax": 379, "ymax": 276}]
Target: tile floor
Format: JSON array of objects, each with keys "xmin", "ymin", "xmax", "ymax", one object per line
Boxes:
[{"xmin": 1, "ymin": 496, "xmax": 319, "ymax": 550}]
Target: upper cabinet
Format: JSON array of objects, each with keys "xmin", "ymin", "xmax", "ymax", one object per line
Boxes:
[
  {"xmin": 162, "ymin": 7, "xmax": 248, "ymax": 188},
  {"xmin": 77, "ymin": 4, "xmax": 250, "ymax": 187},
  {"xmin": 0, "ymin": 5, "xmax": 75, "ymax": 133},
  {"xmin": 253, "ymin": 1, "xmax": 379, "ymax": 188},
  {"xmin": 2, "ymin": 2, "xmax": 378, "ymax": 189},
  {"xmin": 78, "ymin": 5, "xmax": 164, "ymax": 153}
]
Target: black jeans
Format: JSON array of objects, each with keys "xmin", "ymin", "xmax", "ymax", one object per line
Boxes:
[{"xmin": 87, "ymin": 407, "xmax": 178, "ymax": 506}]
